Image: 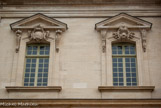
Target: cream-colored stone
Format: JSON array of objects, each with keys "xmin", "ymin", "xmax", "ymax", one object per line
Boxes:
[{"xmin": 0, "ymin": 1, "xmax": 161, "ymax": 102}]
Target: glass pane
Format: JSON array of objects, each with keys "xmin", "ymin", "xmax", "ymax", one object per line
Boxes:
[
  {"xmin": 126, "ymin": 63, "xmax": 130, "ymax": 67},
  {"xmin": 25, "ymin": 73, "xmax": 29, "ymax": 77},
  {"xmin": 30, "ymin": 73, "xmax": 35, "ymax": 77},
  {"xmin": 45, "ymin": 58, "xmax": 49, "ymax": 63},
  {"xmin": 113, "ymin": 68, "xmax": 117, "ymax": 72},
  {"xmin": 132, "ymin": 73, "xmax": 136, "ymax": 77},
  {"xmin": 119, "ymin": 73, "xmax": 123, "ymax": 77},
  {"xmin": 119, "ymin": 78, "xmax": 123, "ymax": 82},
  {"xmin": 127, "ymin": 83, "xmax": 131, "ymax": 86},
  {"xmin": 112, "ymin": 46, "xmax": 117, "ymax": 50},
  {"xmin": 130, "ymin": 46, "xmax": 136, "ymax": 54},
  {"xmin": 25, "ymin": 45, "xmax": 50, "ymax": 87},
  {"xmin": 125, "ymin": 57, "xmax": 137, "ymax": 86},
  {"xmin": 125, "ymin": 58, "xmax": 130, "ymax": 62},
  {"xmin": 118, "ymin": 58, "xmax": 122, "ymax": 62},
  {"xmin": 38, "ymin": 73, "xmax": 42, "ymax": 77},
  {"xmin": 26, "ymin": 59, "xmax": 31, "ymax": 63},
  {"xmin": 112, "ymin": 44, "xmax": 137, "ymax": 86},
  {"xmin": 43, "ymin": 73, "xmax": 48, "ymax": 77},
  {"xmin": 131, "ymin": 58, "xmax": 136, "ymax": 62},
  {"xmin": 27, "ymin": 46, "xmax": 38, "ymax": 55},
  {"xmin": 132, "ymin": 83, "xmax": 137, "ymax": 86},
  {"xmin": 119, "ymin": 83, "xmax": 123, "ymax": 86},
  {"xmin": 112, "ymin": 45, "xmax": 123, "ymax": 55},
  {"xmin": 37, "ymin": 78, "xmax": 42, "ymax": 82},
  {"xmin": 43, "ymin": 78, "xmax": 47, "ymax": 82},
  {"xmin": 113, "ymin": 57, "xmax": 124, "ymax": 86},
  {"xmin": 32, "ymin": 59, "xmax": 36, "ymax": 63},
  {"xmin": 113, "ymin": 83, "xmax": 118, "ymax": 86},
  {"xmin": 118, "ymin": 63, "xmax": 123, "ymax": 67},
  {"xmin": 113, "ymin": 73, "xmax": 118, "ymax": 77},
  {"xmin": 24, "ymin": 58, "xmax": 37, "ymax": 86},
  {"xmin": 119, "ymin": 68, "xmax": 123, "ymax": 72},
  {"xmin": 39, "ymin": 45, "xmax": 50, "ymax": 56},
  {"xmin": 29, "ymin": 83, "xmax": 34, "ymax": 86},
  {"xmin": 24, "ymin": 78, "xmax": 29, "ymax": 82},
  {"xmin": 30, "ymin": 78, "xmax": 34, "ymax": 82},
  {"xmin": 43, "ymin": 83, "xmax": 47, "ymax": 86},
  {"xmin": 112, "ymin": 58, "xmax": 117, "ymax": 62},
  {"xmin": 37, "ymin": 58, "xmax": 49, "ymax": 86},
  {"xmin": 24, "ymin": 83, "xmax": 28, "ymax": 86},
  {"xmin": 126, "ymin": 73, "xmax": 131, "ymax": 77},
  {"xmin": 113, "ymin": 78, "xmax": 118, "ymax": 82},
  {"xmin": 37, "ymin": 83, "xmax": 41, "ymax": 86},
  {"xmin": 112, "ymin": 51, "xmax": 117, "ymax": 54},
  {"xmin": 27, "ymin": 51, "xmax": 32, "ymax": 55},
  {"xmin": 39, "ymin": 59, "xmax": 43, "ymax": 63}
]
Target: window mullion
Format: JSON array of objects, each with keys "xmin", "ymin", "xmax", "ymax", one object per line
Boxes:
[
  {"xmin": 122, "ymin": 45, "xmax": 126, "ymax": 86},
  {"xmin": 34, "ymin": 46, "xmax": 40, "ymax": 86},
  {"xmin": 123, "ymin": 58, "xmax": 126, "ymax": 86}
]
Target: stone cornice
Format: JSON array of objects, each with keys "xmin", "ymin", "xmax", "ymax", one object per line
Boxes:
[
  {"xmin": 1, "ymin": 11, "xmax": 161, "ymax": 18},
  {"xmin": 0, "ymin": 99, "xmax": 161, "ymax": 107},
  {"xmin": 1, "ymin": 0, "xmax": 161, "ymax": 5},
  {"xmin": 5, "ymin": 86, "xmax": 62, "ymax": 92}
]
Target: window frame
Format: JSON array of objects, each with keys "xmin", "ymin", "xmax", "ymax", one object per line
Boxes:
[
  {"xmin": 23, "ymin": 44, "xmax": 50, "ymax": 86},
  {"xmin": 11, "ymin": 35, "xmax": 59, "ymax": 87},
  {"xmin": 101, "ymin": 35, "xmax": 147, "ymax": 86},
  {"xmin": 112, "ymin": 43, "xmax": 138, "ymax": 86}
]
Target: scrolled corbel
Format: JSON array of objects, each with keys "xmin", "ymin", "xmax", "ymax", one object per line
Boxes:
[
  {"xmin": 100, "ymin": 30, "xmax": 107, "ymax": 53},
  {"xmin": 55, "ymin": 29, "xmax": 63, "ymax": 52},
  {"xmin": 15, "ymin": 30, "xmax": 22, "ymax": 53},
  {"xmin": 140, "ymin": 29, "xmax": 147, "ymax": 52}
]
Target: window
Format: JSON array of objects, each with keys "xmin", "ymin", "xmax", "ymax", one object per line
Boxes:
[
  {"xmin": 112, "ymin": 43, "xmax": 137, "ymax": 86},
  {"xmin": 24, "ymin": 44, "xmax": 50, "ymax": 86}
]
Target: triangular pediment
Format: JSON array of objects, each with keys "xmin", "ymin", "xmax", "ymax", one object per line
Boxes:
[
  {"xmin": 95, "ymin": 13, "xmax": 152, "ymax": 30},
  {"xmin": 10, "ymin": 13, "xmax": 68, "ymax": 31}
]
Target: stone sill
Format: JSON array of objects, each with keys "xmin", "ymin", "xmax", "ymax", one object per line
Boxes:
[
  {"xmin": 5, "ymin": 86, "xmax": 62, "ymax": 92},
  {"xmin": 98, "ymin": 86, "xmax": 155, "ymax": 92}
]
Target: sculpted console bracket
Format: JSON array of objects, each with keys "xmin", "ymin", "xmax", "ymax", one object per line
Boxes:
[
  {"xmin": 10, "ymin": 13, "xmax": 68, "ymax": 53},
  {"xmin": 55, "ymin": 29, "xmax": 63, "ymax": 52},
  {"xmin": 140, "ymin": 29, "xmax": 147, "ymax": 52},
  {"xmin": 15, "ymin": 30, "xmax": 22, "ymax": 53},
  {"xmin": 100, "ymin": 30, "xmax": 107, "ymax": 53},
  {"xmin": 95, "ymin": 13, "xmax": 152, "ymax": 52}
]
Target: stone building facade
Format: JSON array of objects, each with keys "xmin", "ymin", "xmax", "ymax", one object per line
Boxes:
[{"xmin": 0, "ymin": 0, "xmax": 161, "ymax": 107}]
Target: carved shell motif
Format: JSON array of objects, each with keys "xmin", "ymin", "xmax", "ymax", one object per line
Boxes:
[{"xmin": 28, "ymin": 25, "xmax": 50, "ymax": 42}]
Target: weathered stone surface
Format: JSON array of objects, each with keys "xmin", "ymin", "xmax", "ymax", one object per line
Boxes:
[{"xmin": 0, "ymin": 1, "xmax": 161, "ymax": 107}]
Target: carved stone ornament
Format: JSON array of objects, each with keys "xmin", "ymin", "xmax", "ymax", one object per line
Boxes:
[
  {"xmin": 140, "ymin": 29, "xmax": 147, "ymax": 52},
  {"xmin": 113, "ymin": 26, "xmax": 135, "ymax": 41},
  {"xmin": 15, "ymin": 30, "xmax": 22, "ymax": 53},
  {"xmin": 100, "ymin": 30, "xmax": 107, "ymax": 53},
  {"xmin": 28, "ymin": 25, "xmax": 50, "ymax": 42},
  {"xmin": 55, "ymin": 29, "xmax": 63, "ymax": 52}
]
